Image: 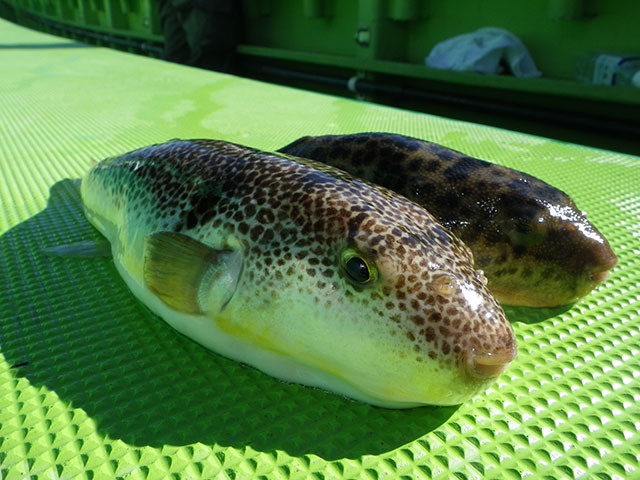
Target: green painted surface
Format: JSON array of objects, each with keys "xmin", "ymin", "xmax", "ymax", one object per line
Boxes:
[
  {"xmin": 4, "ymin": 0, "xmax": 162, "ymax": 41},
  {"xmin": 1, "ymin": 19, "xmax": 640, "ymax": 480},
  {"xmin": 240, "ymin": 0, "xmax": 640, "ymax": 80},
  {"xmin": 235, "ymin": 45, "xmax": 640, "ymax": 106}
]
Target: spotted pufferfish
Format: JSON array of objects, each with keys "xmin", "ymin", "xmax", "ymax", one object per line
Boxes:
[
  {"xmin": 279, "ymin": 133, "xmax": 618, "ymax": 307},
  {"xmin": 79, "ymin": 139, "xmax": 517, "ymax": 408}
]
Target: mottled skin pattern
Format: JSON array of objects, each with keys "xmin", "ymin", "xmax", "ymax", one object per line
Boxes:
[
  {"xmin": 278, "ymin": 133, "xmax": 618, "ymax": 307},
  {"xmin": 81, "ymin": 139, "xmax": 516, "ymax": 407}
]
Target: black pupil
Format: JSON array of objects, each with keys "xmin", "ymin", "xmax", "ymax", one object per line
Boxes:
[{"xmin": 346, "ymin": 257, "xmax": 370, "ymax": 283}]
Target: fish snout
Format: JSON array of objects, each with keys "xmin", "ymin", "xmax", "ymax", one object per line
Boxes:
[
  {"xmin": 466, "ymin": 347, "xmax": 517, "ymax": 380},
  {"xmin": 588, "ymin": 244, "xmax": 617, "ymax": 283},
  {"xmin": 572, "ymin": 221, "xmax": 617, "ymax": 276}
]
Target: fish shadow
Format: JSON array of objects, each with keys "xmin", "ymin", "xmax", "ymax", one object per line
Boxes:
[
  {"xmin": 503, "ymin": 304, "xmax": 573, "ymax": 325},
  {"xmin": 0, "ymin": 179, "xmax": 457, "ymax": 460}
]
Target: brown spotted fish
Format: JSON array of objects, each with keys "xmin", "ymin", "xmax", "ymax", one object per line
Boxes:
[
  {"xmin": 80, "ymin": 139, "xmax": 516, "ymax": 408},
  {"xmin": 278, "ymin": 133, "xmax": 618, "ymax": 307}
]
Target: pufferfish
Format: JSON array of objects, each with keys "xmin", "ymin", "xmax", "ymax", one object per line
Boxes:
[
  {"xmin": 279, "ymin": 133, "xmax": 618, "ymax": 307},
  {"xmin": 79, "ymin": 139, "xmax": 516, "ymax": 408}
]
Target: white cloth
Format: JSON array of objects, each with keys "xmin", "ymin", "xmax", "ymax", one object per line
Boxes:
[{"xmin": 425, "ymin": 27, "xmax": 541, "ymax": 78}]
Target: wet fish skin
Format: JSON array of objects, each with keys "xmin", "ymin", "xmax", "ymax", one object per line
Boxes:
[
  {"xmin": 278, "ymin": 133, "xmax": 618, "ymax": 307},
  {"xmin": 80, "ymin": 138, "xmax": 516, "ymax": 408}
]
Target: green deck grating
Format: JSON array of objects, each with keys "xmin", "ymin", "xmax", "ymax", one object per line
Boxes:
[{"xmin": 1, "ymin": 18, "xmax": 639, "ymax": 480}]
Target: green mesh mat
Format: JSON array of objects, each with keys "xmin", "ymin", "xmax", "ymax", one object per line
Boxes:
[{"xmin": 1, "ymin": 19, "xmax": 639, "ymax": 480}]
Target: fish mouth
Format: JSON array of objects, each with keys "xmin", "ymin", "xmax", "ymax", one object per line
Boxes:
[
  {"xmin": 589, "ymin": 270, "xmax": 610, "ymax": 285},
  {"xmin": 588, "ymin": 244, "xmax": 617, "ymax": 284},
  {"xmin": 467, "ymin": 349, "xmax": 516, "ymax": 379}
]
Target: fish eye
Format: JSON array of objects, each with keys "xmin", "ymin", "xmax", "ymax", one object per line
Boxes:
[
  {"xmin": 508, "ymin": 216, "xmax": 547, "ymax": 247},
  {"xmin": 341, "ymin": 249, "xmax": 377, "ymax": 285}
]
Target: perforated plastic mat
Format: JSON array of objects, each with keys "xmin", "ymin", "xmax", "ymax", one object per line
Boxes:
[{"xmin": 1, "ymin": 19, "xmax": 639, "ymax": 480}]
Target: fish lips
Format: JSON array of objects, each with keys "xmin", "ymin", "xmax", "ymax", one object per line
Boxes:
[{"xmin": 466, "ymin": 347, "xmax": 517, "ymax": 380}]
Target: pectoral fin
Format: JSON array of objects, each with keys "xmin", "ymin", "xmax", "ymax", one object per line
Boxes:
[{"xmin": 143, "ymin": 232, "xmax": 243, "ymax": 315}]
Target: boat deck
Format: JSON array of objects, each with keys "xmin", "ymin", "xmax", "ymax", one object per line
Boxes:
[{"xmin": 1, "ymin": 18, "xmax": 639, "ymax": 480}]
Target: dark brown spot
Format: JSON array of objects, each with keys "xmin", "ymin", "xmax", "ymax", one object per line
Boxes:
[
  {"xmin": 250, "ymin": 225, "xmax": 264, "ymax": 241},
  {"xmin": 425, "ymin": 327, "xmax": 436, "ymax": 342}
]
